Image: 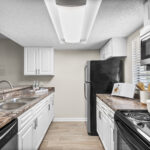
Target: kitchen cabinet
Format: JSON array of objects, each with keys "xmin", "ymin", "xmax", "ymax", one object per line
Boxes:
[
  {"xmin": 34, "ymin": 105, "xmax": 48, "ymax": 149},
  {"xmin": 18, "ymin": 122, "xmax": 33, "ymax": 150},
  {"xmin": 99, "ymin": 38, "xmax": 126, "ymax": 60},
  {"xmin": 24, "ymin": 47, "xmax": 54, "ymax": 75},
  {"xmin": 18, "ymin": 93, "xmax": 54, "ymax": 150},
  {"xmin": 144, "ymin": 0, "xmax": 150, "ymax": 26},
  {"xmin": 18, "ymin": 109, "xmax": 34, "ymax": 150},
  {"xmin": 96, "ymin": 98, "xmax": 115, "ymax": 150},
  {"xmin": 24, "ymin": 47, "xmax": 37, "ymax": 75}
]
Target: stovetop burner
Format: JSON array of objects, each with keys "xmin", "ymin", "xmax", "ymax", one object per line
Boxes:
[
  {"xmin": 124, "ymin": 112, "xmax": 150, "ymax": 122},
  {"xmin": 115, "ymin": 110, "xmax": 150, "ymax": 149},
  {"xmin": 119, "ymin": 110, "xmax": 150, "ymax": 140}
]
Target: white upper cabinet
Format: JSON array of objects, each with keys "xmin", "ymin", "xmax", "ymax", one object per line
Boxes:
[
  {"xmin": 24, "ymin": 47, "xmax": 54, "ymax": 75},
  {"xmin": 38, "ymin": 48, "xmax": 54, "ymax": 75},
  {"xmin": 100, "ymin": 37, "xmax": 126, "ymax": 60},
  {"xmin": 24, "ymin": 47, "xmax": 37, "ymax": 75},
  {"xmin": 144, "ymin": 0, "xmax": 150, "ymax": 26}
]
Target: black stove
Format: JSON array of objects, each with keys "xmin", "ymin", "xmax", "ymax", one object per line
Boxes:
[
  {"xmin": 121, "ymin": 110, "xmax": 150, "ymax": 138},
  {"xmin": 115, "ymin": 110, "xmax": 150, "ymax": 150}
]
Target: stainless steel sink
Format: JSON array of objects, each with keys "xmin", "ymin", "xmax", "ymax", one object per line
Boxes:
[
  {"xmin": 17, "ymin": 97, "xmax": 39, "ymax": 102},
  {"xmin": 10, "ymin": 96, "xmax": 39, "ymax": 103},
  {"xmin": 0, "ymin": 102, "xmax": 26, "ymax": 110},
  {"xmin": 0, "ymin": 96, "xmax": 39, "ymax": 110}
]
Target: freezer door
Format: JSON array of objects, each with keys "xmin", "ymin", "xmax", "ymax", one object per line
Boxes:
[
  {"xmin": 89, "ymin": 59, "xmax": 124, "ymax": 83},
  {"xmin": 84, "ymin": 61, "xmax": 91, "ymax": 82}
]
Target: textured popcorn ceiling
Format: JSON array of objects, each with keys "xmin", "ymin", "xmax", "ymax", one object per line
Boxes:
[{"xmin": 0, "ymin": 0, "xmax": 144, "ymax": 50}]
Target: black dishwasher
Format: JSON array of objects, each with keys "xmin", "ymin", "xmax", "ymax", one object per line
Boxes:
[{"xmin": 0, "ymin": 119, "xmax": 18, "ymax": 150}]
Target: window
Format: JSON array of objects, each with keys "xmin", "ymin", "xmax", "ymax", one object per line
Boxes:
[
  {"xmin": 132, "ymin": 37, "xmax": 141, "ymax": 85},
  {"xmin": 132, "ymin": 36, "xmax": 150, "ymax": 87}
]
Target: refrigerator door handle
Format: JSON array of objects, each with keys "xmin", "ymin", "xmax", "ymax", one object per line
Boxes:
[
  {"xmin": 84, "ymin": 65, "xmax": 87, "ymax": 82},
  {"xmin": 84, "ymin": 83, "xmax": 87, "ymax": 100}
]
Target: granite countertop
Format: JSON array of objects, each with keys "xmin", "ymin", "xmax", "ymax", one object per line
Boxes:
[
  {"xmin": 96, "ymin": 94, "xmax": 147, "ymax": 112},
  {"xmin": 0, "ymin": 87, "xmax": 55, "ymax": 129}
]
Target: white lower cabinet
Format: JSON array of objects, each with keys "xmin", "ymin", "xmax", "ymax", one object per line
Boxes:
[
  {"xmin": 96, "ymin": 98, "xmax": 115, "ymax": 150},
  {"xmin": 18, "ymin": 93, "xmax": 54, "ymax": 150},
  {"xmin": 18, "ymin": 122, "xmax": 33, "ymax": 150},
  {"xmin": 33, "ymin": 101, "xmax": 50, "ymax": 150}
]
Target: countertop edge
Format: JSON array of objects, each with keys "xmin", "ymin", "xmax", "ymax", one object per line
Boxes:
[
  {"xmin": 96, "ymin": 94, "xmax": 147, "ymax": 111},
  {"xmin": 0, "ymin": 87, "xmax": 55, "ymax": 129}
]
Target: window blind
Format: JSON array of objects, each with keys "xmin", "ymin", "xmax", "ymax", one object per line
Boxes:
[
  {"xmin": 132, "ymin": 37, "xmax": 141, "ymax": 85},
  {"xmin": 132, "ymin": 36, "xmax": 150, "ymax": 87}
]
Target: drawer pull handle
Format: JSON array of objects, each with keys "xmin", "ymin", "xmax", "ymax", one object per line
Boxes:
[
  {"xmin": 48, "ymin": 104, "xmax": 51, "ymax": 110},
  {"xmin": 99, "ymin": 111, "xmax": 101, "ymax": 119},
  {"xmin": 34, "ymin": 118, "xmax": 38, "ymax": 129}
]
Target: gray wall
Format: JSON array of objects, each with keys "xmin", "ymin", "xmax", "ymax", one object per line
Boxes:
[{"xmin": 0, "ymin": 39, "xmax": 24, "ymax": 86}]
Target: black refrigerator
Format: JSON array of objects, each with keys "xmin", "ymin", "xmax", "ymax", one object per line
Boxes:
[{"xmin": 84, "ymin": 58, "xmax": 124, "ymax": 135}]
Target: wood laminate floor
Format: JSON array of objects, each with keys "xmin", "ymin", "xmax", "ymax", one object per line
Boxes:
[{"xmin": 39, "ymin": 122, "xmax": 104, "ymax": 150}]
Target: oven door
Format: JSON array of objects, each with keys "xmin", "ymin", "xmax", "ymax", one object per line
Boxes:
[
  {"xmin": 141, "ymin": 36, "xmax": 150, "ymax": 65},
  {"xmin": 115, "ymin": 120, "xmax": 150, "ymax": 150}
]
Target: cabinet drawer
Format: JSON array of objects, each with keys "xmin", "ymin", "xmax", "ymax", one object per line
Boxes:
[
  {"xmin": 97, "ymin": 98, "xmax": 114, "ymax": 123},
  {"xmin": 18, "ymin": 109, "xmax": 33, "ymax": 131},
  {"xmin": 35, "ymin": 102, "xmax": 47, "ymax": 115},
  {"xmin": 33, "ymin": 97, "xmax": 48, "ymax": 112},
  {"xmin": 97, "ymin": 98, "xmax": 114, "ymax": 114}
]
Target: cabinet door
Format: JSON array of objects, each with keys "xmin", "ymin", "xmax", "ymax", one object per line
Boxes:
[
  {"xmin": 50, "ymin": 94, "xmax": 54, "ymax": 122},
  {"xmin": 47, "ymin": 95, "xmax": 54, "ymax": 126},
  {"xmin": 38, "ymin": 48, "xmax": 54, "ymax": 75},
  {"xmin": 102, "ymin": 113, "xmax": 109, "ymax": 150},
  {"xmin": 100, "ymin": 48, "xmax": 105, "ymax": 60},
  {"xmin": 110, "ymin": 126, "xmax": 114, "ymax": 150},
  {"xmin": 24, "ymin": 47, "xmax": 37, "ymax": 75},
  {"xmin": 18, "ymin": 123, "xmax": 33, "ymax": 150},
  {"xmin": 96, "ymin": 106, "xmax": 102, "ymax": 138},
  {"xmin": 34, "ymin": 105, "xmax": 48, "ymax": 150},
  {"xmin": 105, "ymin": 42, "xmax": 112, "ymax": 59},
  {"xmin": 102, "ymin": 112, "xmax": 114, "ymax": 150}
]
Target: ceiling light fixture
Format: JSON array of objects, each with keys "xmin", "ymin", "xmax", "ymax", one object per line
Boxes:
[{"xmin": 44, "ymin": 0, "xmax": 102, "ymax": 44}]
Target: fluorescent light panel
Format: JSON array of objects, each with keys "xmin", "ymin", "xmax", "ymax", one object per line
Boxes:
[
  {"xmin": 44, "ymin": 0, "xmax": 102, "ymax": 44},
  {"xmin": 81, "ymin": 0, "xmax": 102, "ymax": 42},
  {"xmin": 57, "ymin": 5, "xmax": 85, "ymax": 43}
]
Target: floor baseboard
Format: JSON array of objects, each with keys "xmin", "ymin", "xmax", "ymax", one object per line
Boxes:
[{"xmin": 53, "ymin": 118, "xmax": 87, "ymax": 122}]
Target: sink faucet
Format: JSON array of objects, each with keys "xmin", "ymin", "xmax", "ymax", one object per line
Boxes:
[
  {"xmin": 0, "ymin": 80, "xmax": 13, "ymax": 89},
  {"xmin": 0, "ymin": 80, "xmax": 13, "ymax": 101}
]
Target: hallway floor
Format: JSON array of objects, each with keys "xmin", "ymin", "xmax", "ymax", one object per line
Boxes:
[{"xmin": 39, "ymin": 122, "xmax": 104, "ymax": 150}]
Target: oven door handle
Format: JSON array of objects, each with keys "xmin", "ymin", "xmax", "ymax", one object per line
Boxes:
[{"xmin": 115, "ymin": 120, "xmax": 150, "ymax": 150}]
